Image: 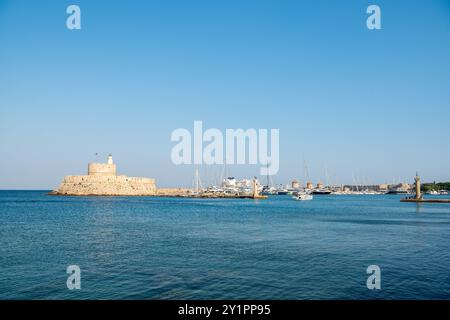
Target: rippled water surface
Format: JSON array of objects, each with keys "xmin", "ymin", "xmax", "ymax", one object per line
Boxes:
[{"xmin": 1, "ymin": 191, "xmax": 450, "ymax": 299}]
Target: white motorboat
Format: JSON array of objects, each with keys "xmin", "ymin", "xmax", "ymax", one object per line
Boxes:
[{"xmin": 293, "ymin": 193, "xmax": 313, "ymax": 201}]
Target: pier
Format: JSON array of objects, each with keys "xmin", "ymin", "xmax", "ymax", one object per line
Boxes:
[
  {"xmin": 401, "ymin": 198, "xmax": 450, "ymax": 203},
  {"xmin": 401, "ymin": 173, "xmax": 450, "ymax": 203},
  {"xmin": 156, "ymin": 178, "xmax": 267, "ymax": 199}
]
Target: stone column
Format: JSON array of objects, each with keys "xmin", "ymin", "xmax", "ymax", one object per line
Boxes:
[{"xmin": 415, "ymin": 173, "xmax": 421, "ymax": 200}]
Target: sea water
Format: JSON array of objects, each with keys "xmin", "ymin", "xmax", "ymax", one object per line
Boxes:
[{"xmin": 0, "ymin": 191, "xmax": 449, "ymax": 299}]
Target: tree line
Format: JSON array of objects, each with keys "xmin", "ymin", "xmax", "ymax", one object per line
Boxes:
[{"xmin": 421, "ymin": 182, "xmax": 450, "ymax": 192}]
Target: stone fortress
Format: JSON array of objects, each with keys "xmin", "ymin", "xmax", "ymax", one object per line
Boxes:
[{"xmin": 51, "ymin": 155, "xmax": 157, "ymax": 196}]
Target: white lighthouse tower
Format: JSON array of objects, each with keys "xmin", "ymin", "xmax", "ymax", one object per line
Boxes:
[{"xmin": 107, "ymin": 154, "xmax": 113, "ymax": 165}]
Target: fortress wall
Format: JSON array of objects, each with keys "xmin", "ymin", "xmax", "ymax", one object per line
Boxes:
[
  {"xmin": 56, "ymin": 175, "xmax": 156, "ymax": 196},
  {"xmin": 88, "ymin": 163, "xmax": 116, "ymax": 176},
  {"xmin": 62, "ymin": 175, "xmax": 156, "ymax": 184},
  {"xmin": 53, "ymin": 155, "xmax": 157, "ymax": 196}
]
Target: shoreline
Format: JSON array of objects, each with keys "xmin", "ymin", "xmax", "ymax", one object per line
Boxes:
[{"xmin": 48, "ymin": 188, "xmax": 267, "ymax": 199}]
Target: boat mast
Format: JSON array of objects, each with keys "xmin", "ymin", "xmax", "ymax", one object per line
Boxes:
[
  {"xmin": 193, "ymin": 167, "xmax": 203, "ymax": 193},
  {"xmin": 304, "ymin": 160, "xmax": 311, "ymax": 187}
]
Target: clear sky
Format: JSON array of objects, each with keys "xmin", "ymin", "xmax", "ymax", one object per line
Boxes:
[{"xmin": 1, "ymin": 0, "xmax": 450, "ymax": 189}]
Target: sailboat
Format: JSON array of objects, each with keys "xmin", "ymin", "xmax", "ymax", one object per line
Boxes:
[
  {"xmin": 191, "ymin": 167, "xmax": 204, "ymax": 195},
  {"xmin": 261, "ymin": 161, "xmax": 277, "ymax": 195}
]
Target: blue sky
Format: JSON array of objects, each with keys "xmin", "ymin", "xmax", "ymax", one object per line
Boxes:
[{"xmin": 1, "ymin": 0, "xmax": 450, "ymax": 189}]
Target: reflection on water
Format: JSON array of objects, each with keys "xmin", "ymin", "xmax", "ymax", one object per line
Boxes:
[{"xmin": 416, "ymin": 203, "xmax": 423, "ymax": 214}]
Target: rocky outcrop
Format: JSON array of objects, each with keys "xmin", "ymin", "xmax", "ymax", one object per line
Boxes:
[{"xmin": 156, "ymin": 188, "xmax": 192, "ymax": 197}]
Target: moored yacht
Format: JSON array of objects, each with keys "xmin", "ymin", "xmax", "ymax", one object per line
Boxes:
[
  {"xmin": 387, "ymin": 187, "xmax": 410, "ymax": 194},
  {"xmin": 311, "ymin": 188, "xmax": 332, "ymax": 195},
  {"xmin": 261, "ymin": 185, "xmax": 277, "ymax": 195}
]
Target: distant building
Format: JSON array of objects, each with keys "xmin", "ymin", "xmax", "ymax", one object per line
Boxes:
[
  {"xmin": 399, "ymin": 183, "xmax": 411, "ymax": 190},
  {"xmin": 88, "ymin": 154, "xmax": 116, "ymax": 176},
  {"xmin": 222, "ymin": 177, "xmax": 236, "ymax": 188}
]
